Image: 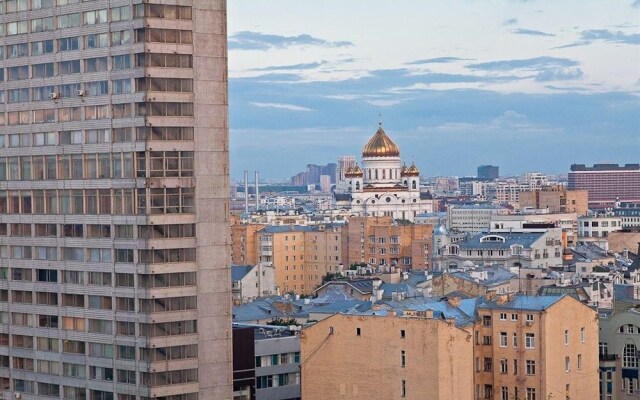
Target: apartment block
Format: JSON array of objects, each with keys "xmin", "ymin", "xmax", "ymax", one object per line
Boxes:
[
  {"xmin": 341, "ymin": 216, "xmax": 433, "ymax": 270},
  {"xmin": 473, "ymin": 295, "xmax": 598, "ymax": 400},
  {"xmin": 301, "ymin": 312, "xmax": 474, "ymax": 400},
  {"xmin": 519, "ymin": 186, "xmax": 589, "ymax": 216},
  {"xmin": 0, "ymin": 1, "xmax": 231, "ymax": 399},
  {"xmin": 231, "ymin": 222, "xmax": 263, "ymax": 265}
]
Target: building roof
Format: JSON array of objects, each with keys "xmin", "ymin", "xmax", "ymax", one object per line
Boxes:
[
  {"xmin": 362, "ymin": 126, "xmax": 400, "ymax": 158},
  {"xmin": 450, "ymin": 266, "xmax": 516, "ymax": 288},
  {"xmin": 537, "ymin": 285, "xmax": 590, "ymax": 302},
  {"xmin": 570, "ymin": 163, "xmax": 640, "ymax": 172},
  {"xmin": 309, "ymin": 300, "xmax": 372, "ymax": 315},
  {"xmin": 476, "ymin": 294, "xmax": 564, "ymax": 311},
  {"xmin": 261, "ymin": 225, "xmax": 316, "ymax": 233},
  {"xmin": 456, "ymin": 232, "xmax": 543, "ymax": 250},
  {"xmin": 231, "ymin": 265, "xmax": 254, "ymax": 282}
]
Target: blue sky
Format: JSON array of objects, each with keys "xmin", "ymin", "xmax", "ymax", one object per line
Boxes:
[{"xmin": 227, "ymin": 0, "xmax": 640, "ymax": 180}]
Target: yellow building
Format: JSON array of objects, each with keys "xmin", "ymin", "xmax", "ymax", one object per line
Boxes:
[
  {"xmin": 342, "ymin": 216, "xmax": 433, "ymax": 269},
  {"xmin": 301, "ymin": 312, "xmax": 474, "ymax": 400},
  {"xmin": 300, "ymin": 295, "xmax": 599, "ymax": 400},
  {"xmin": 255, "ymin": 224, "xmax": 342, "ymax": 295},
  {"xmin": 473, "ymin": 294, "xmax": 598, "ymax": 400},
  {"xmin": 231, "ymin": 222, "xmax": 263, "ymax": 265}
]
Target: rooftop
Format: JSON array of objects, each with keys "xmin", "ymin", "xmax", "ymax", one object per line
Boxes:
[
  {"xmin": 570, "ymin": 163, "xmax": 640, "ymax": 172},
  {"xmin": 456, "ymin": 232, "xmax": 544, "ymax": 250}
]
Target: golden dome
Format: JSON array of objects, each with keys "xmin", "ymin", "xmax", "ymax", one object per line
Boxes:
[
  {"xmin": 345, "ymin": 164, "xmax": 363, "ymax": 178},
  {"xmin": 405, "ymin": 162, "xmax": 420, "ymax": 176},
  {"xmin": 362, "ymin": 126, "xmax": 400, "ymax": 158},
  {"xmin": 400, "ymin": 164, "xmax": 409, "ymax": 175}
]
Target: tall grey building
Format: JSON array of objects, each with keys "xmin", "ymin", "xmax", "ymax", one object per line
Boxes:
[{"xmin": 0, "ymin": 1, "xmax": 231, "ymax": 399}]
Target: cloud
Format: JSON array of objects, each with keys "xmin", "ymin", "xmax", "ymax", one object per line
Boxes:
[
  {"xmin": 405, "ymin": 57, "xmax": 469, "ymax": 65},
  {"xmin": 554, "ymin": 29, "xmax": 640, "ymax": 48},
  {"xmin": 503, "ymin": 18, "xmax": 518, "ymax": 26},
  {"xmin": 534, "ymin": 68, "xmax": 583, "ymax": 82},
  {"xmin": 251, "ymin": 102, "xmax": 312, "ymax": 112},
  {"xmin": 580, "ymin": 29, "xmax": 640, "ymax": 45},
  {"xmin": 229, "ymin": 31, "xmax": 353, "ymax": 50},
  {"xmin": 632, "ymin": 0, "xmax": 640, "ymax": 8},
  {"xmin": 253, "ymin": 61, "xmax": 328, "ymax": 71},
  {"xmin": 467, "ymin": 56, "xmax": 578, "ymax": 71},
  {"xmin": 511, "ymin": 28, "xmax": 554, "ymax": 37}
]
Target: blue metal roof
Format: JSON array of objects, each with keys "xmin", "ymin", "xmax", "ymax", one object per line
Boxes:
[
  {"xmin": 231, "ymin": 265, "xmax": 253, "ymax": 282},
  {"xmin": 261, "ymin": 225, "xmax": 316, "ymax": 233},
  {"xmin": 457, "ymin": 232, "xmax": 543, "ymax": 250},
  {"xmin": 476, "ymin": 295, "xmax": 564, "ymax": 311}
]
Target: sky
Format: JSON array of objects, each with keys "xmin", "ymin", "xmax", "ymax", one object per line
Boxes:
[{"xmin": 227, "ymin": 0, "xmax": 640, "ymax": 180}]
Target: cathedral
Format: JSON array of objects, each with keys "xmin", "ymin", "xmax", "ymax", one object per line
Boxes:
[{"xmin": 334, "ymin": 124, "xmax": 435, "ymax": 221}]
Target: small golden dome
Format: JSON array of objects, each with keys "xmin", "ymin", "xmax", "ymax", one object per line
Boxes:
[
  {"xmin": 362, "ymin": 126, "xmax": 400, "ymax": 158},
  {"xmin": 345, "ymin": 164, "xmax": 363, "ymax": 178},
  {"xmin": 400, "ymin": 164, "xmax": 409, "ymax": 175},
  {"xmin": 405, "ymin": 162, "xmax": 420, "ymax": 176}
]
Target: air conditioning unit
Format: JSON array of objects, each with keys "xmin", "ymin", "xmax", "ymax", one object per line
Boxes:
[
  {"xmin": 49, "ymin": 92, "xmax": 60, "ymax": 99},
  {"xmin": 76, "ymin": 89, "xmax": 86, "ymax": 96}
]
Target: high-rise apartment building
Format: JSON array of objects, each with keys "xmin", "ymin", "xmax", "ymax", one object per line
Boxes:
[
  {"xmin": 0, "ymin": 1, "xmax": 231, "ymax": 399},
  {"xmin": 335, "ymin": 155, "xmax": 356, "ymax": 192},
  {"xmin": 569, "ymin": 164, "xmax": 640, "ymax": 205},
  {"xmin": 478, "ymin": 165, "xmax": 499, "ymax": 180}
]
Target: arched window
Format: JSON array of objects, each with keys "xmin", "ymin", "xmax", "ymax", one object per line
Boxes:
[
  {"xmin": 623, "ymin": 343, "xmax": 638, "ymax": 368},
  {"xmin": 355, "ymin": 182, "xmax": 360, "ymax": 191},
  {"xmin": 412, "ymin": 180, "xmax": 416, "ymax": 190}
]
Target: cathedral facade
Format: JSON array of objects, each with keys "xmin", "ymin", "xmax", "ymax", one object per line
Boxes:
[{"xmin": 334, "ymin": 125, "xmax": 435, "ymax": 221}]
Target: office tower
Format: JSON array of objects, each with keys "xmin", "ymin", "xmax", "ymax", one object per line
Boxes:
[
  {"xmin": 568, "ymin": 164, "xmax": 640, "ymax": 206},
  {"xmin": 0, "ymin": 1, "xmax": 231, "ymax": 399},
  {"xmin": 477, "ymin": 165, "xmax": 499, "ymax": 180},
  {"xmin": 336, "ymin": 155, "xmax": 356, "ymax": 192}
]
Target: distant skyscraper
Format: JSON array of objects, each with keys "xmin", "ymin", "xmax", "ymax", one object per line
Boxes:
[
  {"xmin": 0, "ymin": 1, "xmax": 231, "ymax": 399},
  {"xmin": 336, "ymin": 155, "xmax": 356, "ymax": 192},
  {"xmin": 477, "ymin": 165, "xmax": 499, "ymax": 179},
  {"xmin": 568, "ymin": 164, "xmax": 640, "ymax": 205}
]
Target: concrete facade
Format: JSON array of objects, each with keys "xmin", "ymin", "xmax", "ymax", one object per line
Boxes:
[
  {"xmin": 300, "ymin": 313, "xmax": 474, "ymax": 400},
  {"xmin": 0, "ymin": 1, "xmax": 231, "ymax": 399}
]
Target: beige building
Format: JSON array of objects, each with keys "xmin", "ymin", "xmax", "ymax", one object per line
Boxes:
[
  {"xmin": 231, "ymin": 222, "xmax": 263, "ymax": 265},
  {"xmin": 473, "ymin": 295, "xmax": 598, "ymax": 400},
  {"xmin": 300, "ymin": 313, "xmax": 474, "ymax": 400},
  {"xmin": 342, "ymin": 216, "xmax": 433, "ymax": 270},
  {"xmin": 519, "ymin": 186, "xmax": 589, "ymax": 215},
  {"xmin": 256, "ymin": 225, "xmax": 342, "ymax": 295},
  {"xmin": 0, "ymin": 1, "xmax": 231, "ymax": 399}
]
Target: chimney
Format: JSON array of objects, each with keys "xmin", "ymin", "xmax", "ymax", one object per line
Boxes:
[
  {"xmin": 447, "ymin": 297, "xmax": 461, "ymax": 307},
  {"xmin": 255, "ymin": 171, "xmax": 260, "ymax": 210},
  {"xmin": 244, "ymin": 170, "xmax": 249, "ymax": 214}
]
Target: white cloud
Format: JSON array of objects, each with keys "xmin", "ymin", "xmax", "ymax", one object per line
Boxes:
[{"xmin": 251, "ymin": 102, "xmax": 312, "ymax": 112}]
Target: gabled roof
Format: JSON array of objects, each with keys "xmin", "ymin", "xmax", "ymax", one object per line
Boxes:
[{"xmin": 231, "ymin": 265, "xmax": 254, "ymax": 282}]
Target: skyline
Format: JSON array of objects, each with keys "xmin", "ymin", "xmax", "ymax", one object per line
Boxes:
[{"xmin": 227, "ymin": 0, "xmax": 640, "ymax": 180}]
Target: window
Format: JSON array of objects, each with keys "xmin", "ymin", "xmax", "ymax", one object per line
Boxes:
[
  {"xmin": 525, "ymin": 333, "xmax": 535, "ymax": 349},
  {"xmin": 500, "ymin": 359, "xmax": 508, "ymax": 374},
  {"xmin": 565, "ymin": 356, "xmax": 570, "ymax": 372},
  {"xmin": 84, "ymin": 9, "xmax": 108, "ymax": 25},
  {"xmin": 401, "ymin": 350, "xmax": 406, "ymax": 367},
  {"xmin": 577, "ymin": 354, "xmax": 582, "ymax": 369},
  {"xmin": 526, "ymin": 360, "xmax": 535, "ymax": 375},
  {"xmin": 400, "ymin": 330, "xmax": 405, "ymax": 338},
  {"xmin": 483, "ymin": 357, "xmax": 492, "ymax": 372},
  {"xmin": 526, "ymin": 388, "xmax": 536, "ymax": 400},
  {"xmin": 526, "ymin": 314, "xmax": 534, "ymax": 323},
  {"xmin": 501, "ymin": 387, "xmax": 509, "ymax": 400},
  {"xmin": 511, "ymin": 313, "xmax": 518, "ymax": 321},
  {"xmin": 623, "ymin": 344, "xmax": 639, "ymax": 368},
  {"xmin": 85, "ymin": 33, "xmax": 108, "ymax": 49},
  {"xmin": 31, "ymin": 17, "xmax": 54, "ymax": 32},
  {"xmin": 500, "ymin": 332, "xmax": 507, "ymax": 347},
  {"xmin": 112, "ymin": 30, "xmax": 132, "ymax": 46},
  {"xmin": 356, "ymin": 327, "xmax": 361, "ymax": 336},
  {"xmin": 401, "ymin": 380, "xmax": 406, "ymax": 397},
  {"xmin": 500, "ymin": 313, "xmax": 507, "ymax": 321},
  {"xmin": 482, "ymin": 315, "xmax": 492, "ymax": 326},
  {"xmin": 580, "ymin": 327, "xmax": 585, "ymax": 342},
  {"xmin": 564, "ymin": 329, "xmax": 569, "ymax": 345},
  {"xmin": 58, "ymin": 14, "xmax": 81, "ymax": 29}
]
